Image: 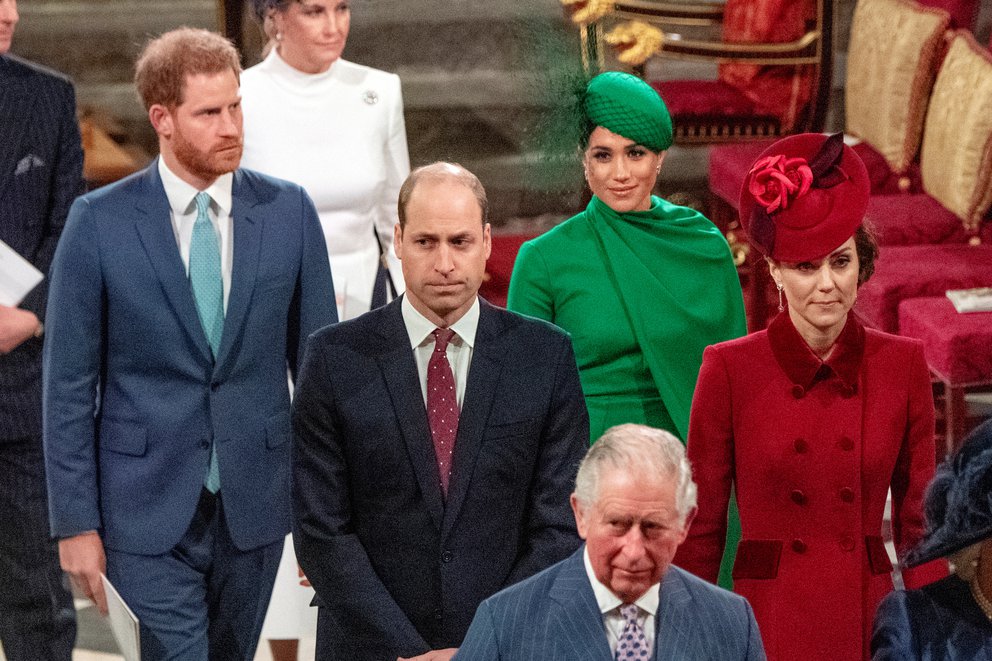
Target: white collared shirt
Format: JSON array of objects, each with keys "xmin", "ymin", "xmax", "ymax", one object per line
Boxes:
[
  {"xmin": 401, "ymin": 295, "xmax": 479, "ymax": 408},
  {"xmin": 157, "ymin": 157, "xmax": 234, "ymax": 310},
  {"xmin": 583, "ymin": 546, "xmax": 659, "ymax": 655}
]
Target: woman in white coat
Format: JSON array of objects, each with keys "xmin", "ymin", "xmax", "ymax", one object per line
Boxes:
[{"xmin": 242, "ymin": 0, "xmax": 410, "ymax": 322}]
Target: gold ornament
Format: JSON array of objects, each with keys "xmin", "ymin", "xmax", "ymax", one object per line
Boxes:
[
  {"xmin": 560, "ymin": 0, "xmax": 614, "ymax": 25},
  {"xmin": 604, "ymin": 20, "xmax": 664, "ymax": 66}
]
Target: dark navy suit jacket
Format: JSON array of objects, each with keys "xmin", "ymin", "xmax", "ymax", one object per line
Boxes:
[
  {"xmin": 43, "ymin": 162, "xmax": 337, "ymax": 554},
  {"xmin": 0, "ymin": 54, "xmax": 84, "ymax": 440},
  {"xmin": 292, "ymin": 297, "xmax": 589, "ymax": 659},
  {"xmin": 872, "ymin": 574, "xmax": 992, "ymax": 660},
  {"xmin": 456, "ymin": 547, "xmax": 767, "ymax": 660}
]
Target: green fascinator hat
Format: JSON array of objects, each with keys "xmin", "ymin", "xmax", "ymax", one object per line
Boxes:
[{"xmin": 583, "ymin": 71, "xmax": 673, "ymax": 152}]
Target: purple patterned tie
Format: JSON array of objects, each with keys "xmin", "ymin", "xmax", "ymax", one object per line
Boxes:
[
  {"xmin": 427, "ymin": 328, "xmax": 459, "ymax": 495},
  {"xmin": 616, "ymin": 604, "xmax": 650, "ymax": 660}
]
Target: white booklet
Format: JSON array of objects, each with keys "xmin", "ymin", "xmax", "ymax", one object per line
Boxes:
[
  {"xmin": 0, "ymin": 238, "xmax": 43, "ymax": 306},
  {"xmin": 101, "ymin": 573, "xmax": 141, "ymax": 661},
  {"xmin": 946, "ymin": 287, "xmax": 992, "ymax": 313}
]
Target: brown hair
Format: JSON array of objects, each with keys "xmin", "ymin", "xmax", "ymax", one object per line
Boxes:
[
  {"xmin": 397, "ymin": 162, "xmax": 489, "ymax": 228},
  {"xmin": 134, "ymin": 27, "xmax": 241, "ymax": 111},
  {"xmin": 854, "ymin": 221, "xmax": 879, "ymax": 285}
]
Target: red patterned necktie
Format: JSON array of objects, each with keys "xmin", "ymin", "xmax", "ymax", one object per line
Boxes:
[{"xmin": 427, "ymin": 328, "xmax": 459, "ymax": 495}]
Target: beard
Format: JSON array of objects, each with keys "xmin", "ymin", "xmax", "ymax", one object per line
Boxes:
[{"xmin": 172, "ymin": 124, "xmax": 242, "ymax": 181}]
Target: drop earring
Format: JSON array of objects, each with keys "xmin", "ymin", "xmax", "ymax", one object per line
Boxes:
[{"xmin": 776, "ymin": 282, "xmax": 784, "ymax": 312}]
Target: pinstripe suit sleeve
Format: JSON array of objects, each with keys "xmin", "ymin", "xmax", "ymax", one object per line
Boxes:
[
  {"xmin": 20, "ymin": 76, "xmax": 84, "ymax": 320},
  {"xmin": 453, "ymin": 599, "xmax": 501, "ymax": 660},
  {"xmin": 743, "ymin": 598, "xmax": 767, "ymax": 661}
]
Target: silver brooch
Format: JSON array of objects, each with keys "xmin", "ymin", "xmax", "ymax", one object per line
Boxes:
[{"xmin": 363, "ymin": 90, "xmax": 379, "ymax": 105}]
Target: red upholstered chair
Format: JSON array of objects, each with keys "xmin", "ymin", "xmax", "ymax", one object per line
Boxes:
[
  {"xmin": 855, "ymin": 244, "xmax": 992, "ymax": 333},
  {"xmin": 478, "ymin": 234, "xmax": 536, "ymax": 308},
  {"xmin": 899, "ymin": 296, "xmax": 992, "ymax": 453},
  {"xmin": 574, "ymin": 0, "xmax": 833, "ymax": 143}
]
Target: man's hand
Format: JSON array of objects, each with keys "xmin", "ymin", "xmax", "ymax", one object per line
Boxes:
[
  {"xmin": 399, "ymin": 649, "xmax": 458, "ymax": 661},
  {"xmin": 0, "ymin": 306, "xmax": 40, "ymax": 354},
  {"xmin": 59, "ymin": 531, "xmax": 108, "ymax": 615}
]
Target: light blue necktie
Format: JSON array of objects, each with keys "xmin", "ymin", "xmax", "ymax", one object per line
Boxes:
[{"xmin": 190, "ymin": 191, "xmax": 223, "ymax": 493}]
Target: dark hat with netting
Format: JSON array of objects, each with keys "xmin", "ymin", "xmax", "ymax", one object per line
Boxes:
[{"xmin": 905, "ymin": 419, "xmax": 992, "ymax": 567}]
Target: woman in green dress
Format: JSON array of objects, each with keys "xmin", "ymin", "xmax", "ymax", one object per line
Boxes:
[{"xmin": 508, "ymin": 71, "xmax": 747, "ymax": 446}]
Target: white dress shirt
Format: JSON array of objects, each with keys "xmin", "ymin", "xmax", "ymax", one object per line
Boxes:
[
  {"xmin": 584, "ymin": 546, "xmax": 659, "ymax": 655},
  {"xmin": 157, "ymin": 158, "xmax": 234, "ymax": 310},
  {"xmin": 401, "ymin": 295, "xmax": 479, "ymax": 409}
]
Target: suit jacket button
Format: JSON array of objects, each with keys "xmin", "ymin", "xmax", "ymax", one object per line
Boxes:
[
  {"xmin": 840, "ymin": 536, "xmax": 855, "ymax": 551},
  {"xmin": 794, "ymin": 438, "xmax": 808, "ymax": 454},
  {"xmin": 791, "ymin": 384, "xmax": 805, "ymax": 399},
  {"xmin": 839, "ymin": 487, "xmax": 855, "ymax": 503},
  {"xmin": 840, "ymin": 436, "xmax": 854, "ymax": 451},
  {"xmin": 210, "ymin": 382, "xmax": 220, "ymax": 392},
  {"xmin": 433, "ymin": 608, "xmax": 443, "ymax": 621},
  {"xmin": 791, "ymin": 539, "xmax": 807, "ymax": 554},
  {"xmin": 790, "ymin": 489, "xmax": 807, "ymax": 505},
  {"xmin": 200, "ymin": 439, "xmax": 209, "ymax": 449},
  {"xmin": 441, "ymin": 550, "xmax": 453, "ymax": 563}
]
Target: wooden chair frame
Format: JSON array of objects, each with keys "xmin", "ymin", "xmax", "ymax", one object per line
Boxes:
[{"xmin": 578, "ymin": 0, "xmax": 834, "ymax": 143}]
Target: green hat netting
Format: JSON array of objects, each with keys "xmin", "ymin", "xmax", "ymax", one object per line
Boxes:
[{"xmin": 583, "ymin": 71, "xmax": 673, "ymax": 152}]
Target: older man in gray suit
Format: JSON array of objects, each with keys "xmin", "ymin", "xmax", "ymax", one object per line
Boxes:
[{"xmin": 456, "ymin": 424, "xmax": 766, "ymax": 660}]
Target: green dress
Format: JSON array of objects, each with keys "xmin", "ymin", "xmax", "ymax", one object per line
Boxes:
[{"xmin": 507, "ymin": 194, "xmax": 747, "ymax": 587}]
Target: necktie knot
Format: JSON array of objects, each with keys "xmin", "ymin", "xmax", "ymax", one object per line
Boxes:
[
  {"xmin": 432, "ymin": 328, "xmax": 455, "ymax": 352},
  {"xmin": 620, "ymin": 604, "xmax": 640, "ymax": 624},
  {"xmin": 194, "ymin": 191, "xmax": 211, "ymax": 219}
]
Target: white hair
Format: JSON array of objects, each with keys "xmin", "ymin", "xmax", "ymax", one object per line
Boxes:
[{"xmin": 573, "ymin": 423, "xmax": 697, "ymax": 522}]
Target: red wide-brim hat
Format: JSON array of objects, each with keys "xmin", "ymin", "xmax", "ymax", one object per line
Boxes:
[{"xmin": 739, "ymin": 133, "xmax": 870, "ymax": 263}]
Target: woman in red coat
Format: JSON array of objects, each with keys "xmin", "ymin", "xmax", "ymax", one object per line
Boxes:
[{"xmin": 675, "ymin": 133, "xmax": 946, "ymax": 661}]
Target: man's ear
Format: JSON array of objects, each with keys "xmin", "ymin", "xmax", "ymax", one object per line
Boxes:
[
  {"xmin": 148, "ymin": 104, "xmax": 173, "ymax": 139},
  {"xmin": 677, "ymin": 506, "xmax": 698, "ymax": 545},
  {"xmin": 393, "ymin": 223, "xmax": 403, "ymax": 260},
  {"xmin": 570, "ymin": 493, "xmax": 588, "ymax": 541}
]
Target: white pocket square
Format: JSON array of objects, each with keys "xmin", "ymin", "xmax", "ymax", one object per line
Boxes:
[{"xmin": 14, "ymin": 154, "xmax": 45, "ymax": 176}]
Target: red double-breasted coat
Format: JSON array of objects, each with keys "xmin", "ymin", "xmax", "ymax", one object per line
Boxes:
[{"xmin": 676, "ymin": 313, "xmax": 946, "ymax": 661}]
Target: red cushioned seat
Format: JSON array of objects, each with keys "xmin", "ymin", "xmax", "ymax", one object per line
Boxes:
[
  {"xmin": 866, "ymin": 194, "xmax": 969, "ymax": 246},
  {"xmin": 653, "ymin": 81, "xmax": 782, "ymax": 143},
  {"xmin": 479, "ymin": 234, "xmax": 534, "ymax": 308},
  {"xmin": 899, "ymin": 296, "xmax": 992, "ymax": 385},
  {"xmin": 850, "ymin": 142, "xmax": 923, "ymax": 195},
  {"xmin": 855, "ymin": 244, "xmax": 992, "ymax": 332}
]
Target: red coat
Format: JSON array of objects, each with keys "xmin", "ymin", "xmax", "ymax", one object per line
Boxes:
[{"xmin": 676, "ymin": 313, "xmax": 946, "ymax": 661}]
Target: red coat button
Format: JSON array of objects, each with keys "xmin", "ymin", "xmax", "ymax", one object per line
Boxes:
[
  {"xmin": 840, "ymin": 536, "xmax": 855, "ymax": 551},
  {"xmin": 792, "ymin": 539, "xmax": 807, "ymax": 553},
  {"xmin": 790, "ymin": 489, "xmax": 807, "ymax": 505},
  {"xmin": 794, "ymin": 438, "xmax": 808, "ymax": 453},
  {"xmin": 840, "ymin": 436, "xmax": 854, "ymax": 451},
  {"xmin": 839, "ymin": 487, "xmax": 855, "ymax": 502},
  {"xmin": 791, "ymin": 384, "xmax": 805, "ymax": 399}
]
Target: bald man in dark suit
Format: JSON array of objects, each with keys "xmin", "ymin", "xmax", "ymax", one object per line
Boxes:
[{"xmin": 0, "ymin": 0, "xmax": 84, "ymax": 658}]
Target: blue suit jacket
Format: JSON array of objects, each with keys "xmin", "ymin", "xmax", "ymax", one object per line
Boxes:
[
  {"xmin": 0, "ymin": 54, "xmax": 84, "ymax": 440},
  {"xmin": 292, "ymin": 297, "xmax": 589, "ymax": 658},
  {"xmin": 43, "ymin": 161, "xmax": 337, "ymax": 555},
  {"xmin": 455, "ymin": 547, "xmax": 767, "ymax": 660}
]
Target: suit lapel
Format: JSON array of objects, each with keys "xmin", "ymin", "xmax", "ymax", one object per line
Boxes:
[
  {"xmin": 441, "ymin": 300, "xmax": 505, "ymax": 538},
  {"xmin": 214, "ymin": 169, "xmax": 261, "ymax": 374},
  {"xmin": 548, "ymin": 549, "xmax": 614, "ymax": 660},
  {"xmin": 133, "ymin": 162, "xmax": 213, "ymax": 363},
  {"xmin": 654, "ymin": 568, "xmax": 696, "ymax": 660},
  {"xmin": 0, "ymin": 57, "xmax": 31, "ymax": 198},
  {"xmin": 377, "ymin": 300, "xmax": 444, "ymax": 531}
]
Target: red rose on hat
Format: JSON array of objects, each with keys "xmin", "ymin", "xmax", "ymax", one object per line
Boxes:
[{"xmin": 747, "ymin": 155, "xmax": 813, "ymax": 213}]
